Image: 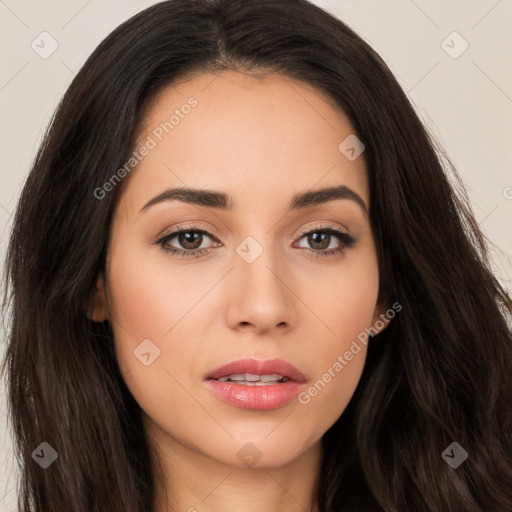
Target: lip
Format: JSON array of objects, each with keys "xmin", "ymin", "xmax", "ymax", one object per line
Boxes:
[{"xmin": 204, "ymin": 358, "xmax": 307, "ymax": 410}]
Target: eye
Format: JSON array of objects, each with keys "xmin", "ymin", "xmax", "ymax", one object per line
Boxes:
[
  {"xmin": 155, "ymin": 225, "xmax": 219, "ymax": 258},
  {"xmin": 293, "ymin": 225, "xmax": 357, "ymax": 258}
]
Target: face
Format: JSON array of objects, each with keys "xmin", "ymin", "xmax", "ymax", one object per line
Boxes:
[{"xmin": 89, "ymin": 70, "xmax": 388, "ymax": 469}]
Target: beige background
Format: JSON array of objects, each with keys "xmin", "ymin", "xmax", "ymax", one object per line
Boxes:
[{"xmin": 1, "ymin": 0, "xmax": 511, "ymax": 509}]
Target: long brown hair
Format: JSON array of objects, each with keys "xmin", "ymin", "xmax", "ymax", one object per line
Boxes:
[{"xmin": 2, "ymin": 1, "xmax": 511, "ymax": 510}]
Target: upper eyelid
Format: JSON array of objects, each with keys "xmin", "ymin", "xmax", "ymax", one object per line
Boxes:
[{"xmin": 156, "ymin": 224, "xmax": 220, "ymax": 243}]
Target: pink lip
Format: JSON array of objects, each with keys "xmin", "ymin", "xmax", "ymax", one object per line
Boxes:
[{"xmin": 204, "ymin": 358, "xmax": 307, "ymax": 410}]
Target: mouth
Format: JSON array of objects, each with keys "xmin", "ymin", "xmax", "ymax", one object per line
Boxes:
[
  {"xmin": 204, "ymin": 358, "xmax": 307, "ymax": 410},
  {"xmin": 206, "ymin": 357, "xmax": 307, "ymax": 383}
]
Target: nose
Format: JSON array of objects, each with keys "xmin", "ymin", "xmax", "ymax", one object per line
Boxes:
[{"xmin": 225, "ymin": 242, "xmax": 296, "ymax": 335}]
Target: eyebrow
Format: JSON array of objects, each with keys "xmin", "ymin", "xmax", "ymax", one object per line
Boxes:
[{"xmin": 140, "ymin": 184, "xmax": 368, "ymax": 219}]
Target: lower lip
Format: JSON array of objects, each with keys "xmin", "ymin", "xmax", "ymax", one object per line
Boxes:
[{"xmin": 205, "ymin": 379, "xmax": 305, "ymax": 410}]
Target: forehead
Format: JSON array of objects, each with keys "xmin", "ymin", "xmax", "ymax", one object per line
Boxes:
[{"xmin": 119, "ymin": 70, "xmax": 368, "ymax": 214}]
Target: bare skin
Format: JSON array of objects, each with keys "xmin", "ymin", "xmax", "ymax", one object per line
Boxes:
[{"xmin": 88, "ymin": 70, "xmax": 390, "ymax": 512}]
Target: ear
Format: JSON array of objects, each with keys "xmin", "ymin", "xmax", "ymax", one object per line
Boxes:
[
  {"xmin": 85, "ymin": 273, "xmax": 109, "ymax": 322},
  {"xmin": 369, "ymin": 301, "xmax": 393, "ymax": 337}
]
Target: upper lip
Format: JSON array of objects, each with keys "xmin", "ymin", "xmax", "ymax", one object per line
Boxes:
[{"xmin": 206, "ymin": 358, "xmax": 307, "ymax": 382}]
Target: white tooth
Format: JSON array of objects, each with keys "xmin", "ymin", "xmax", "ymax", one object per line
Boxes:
[
  {"xmin": 260, "ymin": 374, "xmax": 283, "ymax": 382},
  {"xmin": 216, "ymin": 373, "xmax": 288, "ymax": 383},
  {"xmin": 244, "ymin": 373, "xmax": 262, "ymax": 381},
  {"xmin": 228, "ymin": 373, "xmax": 247, "ymax": 381},
  {"xmin": 229, "ymin": 380, "xmax": 281, "ymax": 386}
]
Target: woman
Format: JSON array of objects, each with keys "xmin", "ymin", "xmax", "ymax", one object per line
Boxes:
[{"xmin": 2, "ymin": 0, "xmax": 511, "ymax": 511}]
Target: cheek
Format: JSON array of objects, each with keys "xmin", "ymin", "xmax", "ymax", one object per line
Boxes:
[
  {"xmin": 104, "ymin": 239, "xmax": 205, "ymax": 390},
  {"xmin": 304, "ymin": 264, "xmax": 378, "ymax": 336},
  {"xmin": 106, "ymin": 239, "xmax": 214, "ymax": 343},
  {"xmin": 294, "ymin": 251, "xmax": 379, "ymax": 429},
  {"xmin": 108, "ymin": 258, "xmax": 173, "ymax": 339},
  {"xmin": 299, "ymin": 241, "xmax": 379, "ymax": 346}
]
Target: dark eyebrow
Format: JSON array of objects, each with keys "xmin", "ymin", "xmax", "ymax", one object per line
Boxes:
[{"xmin": 140, "ymin": 184, "xmax": 368, "ymax": 219}]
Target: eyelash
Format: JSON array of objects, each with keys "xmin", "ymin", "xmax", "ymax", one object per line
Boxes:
[{"xmin": 154, "ymin": 224, "xmax": 357, "ymax": 259}]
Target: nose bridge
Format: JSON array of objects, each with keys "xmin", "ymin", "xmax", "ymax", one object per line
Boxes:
[
  {"xmin": 237, "ymin": 232, "xmax": 288, "ymax": 297},
  {"xmin": 226, "ymin": 231, "xmax": 294, "ymax": 332}
]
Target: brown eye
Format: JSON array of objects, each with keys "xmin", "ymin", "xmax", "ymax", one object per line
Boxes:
[
  {"xmin": 294, "ymin": 226, "xmax": 357, "ymax": 258},
  {"xmin": 156, "ymin": 227, "xmax": 219, "ymax": 258}
]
